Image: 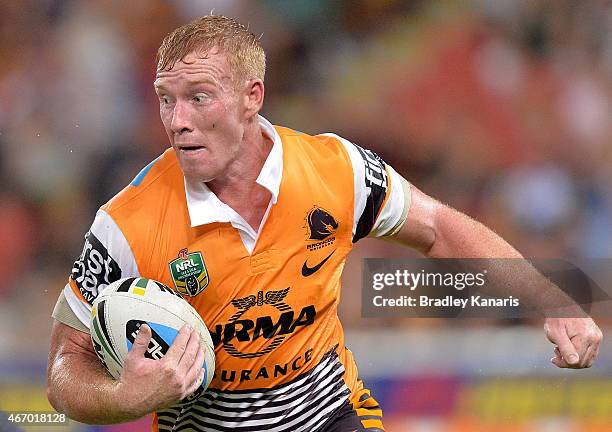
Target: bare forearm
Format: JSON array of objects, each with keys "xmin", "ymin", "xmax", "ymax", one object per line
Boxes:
[
  {"xmin": 47, "ymin": 352, "xmax": 140, "ymax": 424},
  {"xmin": 428, "ymin": 205, "xmax": 582, "ymax": 314}
]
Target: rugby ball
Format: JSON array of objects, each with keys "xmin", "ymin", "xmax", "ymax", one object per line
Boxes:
[{"xmin": 90, "ymin": 277, "xmax": 215, "ymax": 402}]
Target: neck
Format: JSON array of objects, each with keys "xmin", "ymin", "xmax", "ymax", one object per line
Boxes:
[
  {"xmin": 208, "ymin": 123, "xmax": 271, "ymax": 196},
  {"xmin": 206, "ymin": 120, "xmax": 273, "ymax": 231}
]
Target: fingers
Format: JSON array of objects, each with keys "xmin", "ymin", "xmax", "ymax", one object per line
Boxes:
[
  {"xmin": 185, "ymin": 368, "xmax": 205, "ymax": 398},
  {"xmin": 129, "ymin": 323, "xmax": 152, "ymax": 357},
  {"xmin": 578, "ymin": 342, "xmax": 600, "ymax": 368},
  {"xmin": 177, "ymin": 328, "xmax": 201, "ymax": 375},
  {"xmin": 553, "ymin": 333, "xmax": 579, "ymax": 366},
  {"xmin": 552, "ymin": 343, "xmax": 597, "ymax": 368},
  {"xmin": 164, "ymin": 324, "xmax": 192, "ymax": 363},
  {"xmin": 551, "ymin": 355, "xmax": 566, "ymax": 368},
  {"xmin": 162, "ymin": 325, "xmax": 206, "ymax": 398},
  {"xmin": 118, "ymin": 323, "xmax": 208, "ymax": 411},
  {"xmin": 584, "ymin": 322, "xmax": 603, "ymax": 367},
  {"xmin": 546, "ymin": 318, "xmax": 603, "ymax": 369},
  {"xmin": 582, "ymin": 344, "xmax": 596, "ymax": 368},
  {"xmin": 551, "ymin": 345, "xmax": 573, "ymax": 368},
  {"xmin": 183, "ymin": 346, "xmax": 206, "ymax": 398},
  {"xmin": 168, "ymin": 328, "xmax": 205, "ymax": 399}
]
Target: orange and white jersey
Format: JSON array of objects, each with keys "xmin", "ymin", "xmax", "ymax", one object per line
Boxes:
[{"xmin": 62, "ymin": 116, "xmax": 405, "ymax": 432}]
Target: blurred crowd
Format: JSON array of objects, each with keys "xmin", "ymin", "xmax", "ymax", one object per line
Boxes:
[{"xmin": 1, "ymin": 0, "xmax": 611, "ymax": 331}]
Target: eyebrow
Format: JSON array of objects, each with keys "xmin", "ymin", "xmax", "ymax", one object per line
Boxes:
[{"xmin": 153, "ymin": 78, "xmax": 218, "ymax": 91}]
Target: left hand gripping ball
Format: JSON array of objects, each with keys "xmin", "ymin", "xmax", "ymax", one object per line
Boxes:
[{"xmin": 90, "ymin": 277, "xmax": 215, "ymax": 402}]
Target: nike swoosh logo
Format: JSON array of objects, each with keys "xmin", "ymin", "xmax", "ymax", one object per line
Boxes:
[{"xmin": 302, "ymin": 250, "xmax": 336, "ymax": 277}]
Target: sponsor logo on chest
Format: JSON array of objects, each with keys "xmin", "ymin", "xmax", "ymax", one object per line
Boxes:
[{"xmin": 212, "ymin": 288, "xmax": 317, "ymax": 359}]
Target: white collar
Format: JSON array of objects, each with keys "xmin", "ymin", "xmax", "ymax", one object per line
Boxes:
[{"xmin": 184, "ymin": 115, "xmax": 283, "ymax": 228}]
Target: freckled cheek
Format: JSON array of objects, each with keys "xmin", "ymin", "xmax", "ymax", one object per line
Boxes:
[
  {"xmin": 159, "ymin": 110, "xmax": 173, "ymax": 132},
  {"xmin": 200, "ymin": 104, "xmax": 228, "ymax": 129},
  {"xmin": 195, "ymin": 117, "xmax": 222, "ymax": 133}
]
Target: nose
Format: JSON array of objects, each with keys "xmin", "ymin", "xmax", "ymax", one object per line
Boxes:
[{"xmin": 170, "ymin": 101, "xmax": 193, "ymax": 135}]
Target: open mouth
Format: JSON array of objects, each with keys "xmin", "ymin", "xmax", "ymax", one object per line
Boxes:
[{"xmin": 180, "ymin": 146, "xmax": 205, "ymax": 152}]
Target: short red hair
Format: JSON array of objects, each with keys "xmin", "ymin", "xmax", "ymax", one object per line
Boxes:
[{"xmin": 156, "ymin": 15, "xmax": 265, "ymax": 86}]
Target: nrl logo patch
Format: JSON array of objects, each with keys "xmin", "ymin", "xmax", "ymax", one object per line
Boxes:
[{"xmin": 169, "ymin": 248, "xmax": 209, "ymax": 297}]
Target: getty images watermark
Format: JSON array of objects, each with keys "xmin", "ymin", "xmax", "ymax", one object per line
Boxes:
[
  {"xmin": 362, "ymin": 259, "xmax": 612, "ymax": 319},
  {"xmin": 371, "ymin": 268, "xmax": 519, "ymax": 309}
]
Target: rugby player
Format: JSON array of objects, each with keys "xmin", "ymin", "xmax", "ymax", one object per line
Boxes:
[{"xmin": 47, "ymin": 15, "xmax": 602, "ymax": 432}]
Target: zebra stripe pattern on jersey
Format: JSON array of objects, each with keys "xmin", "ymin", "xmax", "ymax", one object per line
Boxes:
[{"xmin": 157, "ymin": 347, "xmax": 350, "ymax": 432}]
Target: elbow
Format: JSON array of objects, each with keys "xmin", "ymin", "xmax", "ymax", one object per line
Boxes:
[
  {"xmin": 427, "ymin": 200, "xmax": 486, "ymax": 258},
  {"xmin": 421, "ymin": 227, "xmax": 437, "ymax": 256},
  {"xmin": 47, "ymin": 380, "xmax": 68, "ymax": 416},
  {"xmin": 46, "ymin": 353, "xmax": 68, "ymax": 415},
  {"xmin": 46, "ymin": 366, "xmax": 64, "ymax": 414},
  {"xmin": 418, "ymin": 201, "xmax": 442, "ymax": 256},
  {"xmin": 47, "ymin": 384, "xmax": 61, "ymax": 413},
  {"xmin": 390, "ymin": 186, "xmax": 440, "ymax": 254}
]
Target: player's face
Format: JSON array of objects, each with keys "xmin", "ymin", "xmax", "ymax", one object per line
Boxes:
[{"xmin": 154, "ymin": 50, "xmax": 246, "ymax": 183}]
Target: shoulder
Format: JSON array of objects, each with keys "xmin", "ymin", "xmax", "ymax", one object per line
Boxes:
[
  {"xmin": 273, "ymin": 125, "xmax": 353, "ymax": 165},
  {"xmin": 101, "ymin": 148, "xmax": 183, "ymax": 215}
]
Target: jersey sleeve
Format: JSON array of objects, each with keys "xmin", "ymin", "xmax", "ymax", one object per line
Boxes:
[
  {"xmin": 62, "ymin": 209, "xmax": 139, "ymax": 329},
  {"xmin": 327, "ymin": 134, "xmax": 408, "ymax": 242}
]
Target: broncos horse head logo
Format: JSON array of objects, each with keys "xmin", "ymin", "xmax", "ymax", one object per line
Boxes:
[{"xmin": 306, "ymin": 207, "xmax": 339, "ymax": 241}]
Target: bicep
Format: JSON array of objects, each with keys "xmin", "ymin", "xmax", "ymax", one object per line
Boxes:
[
  {"xmin": 389, "ymin": 184, "xmax": 520, "ymax": 258},
  {"xmin": 48, "ymin": 320, "xmax": 97, "ymax": 372}
]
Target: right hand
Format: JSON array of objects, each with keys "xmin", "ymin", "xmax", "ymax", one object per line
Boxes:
[{"xmin": 117, "ymin": 324, "xmax": 205, "ymax": 416}]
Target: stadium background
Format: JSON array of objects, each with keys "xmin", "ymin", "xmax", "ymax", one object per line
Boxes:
[{"xmin": 1, "ymin": 0, "xmax": 611, "ymax": 431}]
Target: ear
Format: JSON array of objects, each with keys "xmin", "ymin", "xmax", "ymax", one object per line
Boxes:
[{"xmin": 243, "ymin": 79, "xmax": 264, "ymax": 119}]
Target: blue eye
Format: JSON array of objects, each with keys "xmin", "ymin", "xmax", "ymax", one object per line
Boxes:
[{"xmin": 193, "ymin": 94, "xmax": 208, "ymax": 103}]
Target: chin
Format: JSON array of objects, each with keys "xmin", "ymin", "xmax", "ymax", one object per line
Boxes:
[
  {"xmin": 184, "ymin": 172, "xmax": 213, "ymax": 183},
  {"xmin": 182, "ymin": 167, "xmax": 219, "ymax": 183},
  {"xmin": 178, "ymin": 159, "xmax": 212, "ymax": 182}
]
